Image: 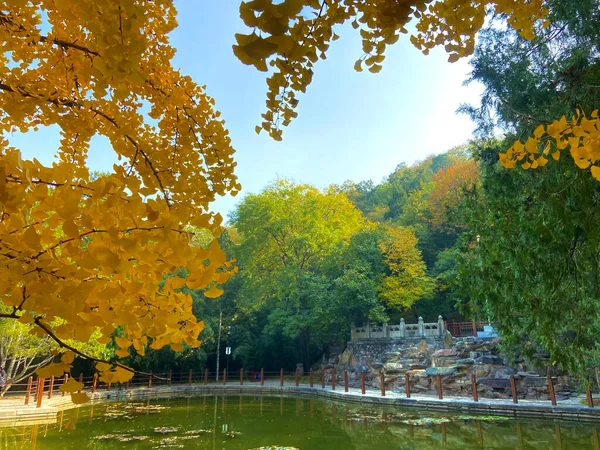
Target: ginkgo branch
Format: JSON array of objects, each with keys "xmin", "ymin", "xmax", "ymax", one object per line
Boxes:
[
  {"xmin": 0, "ymin": 12, "xmax": 100, "ymax": 57},
  {"xmin": 0, "ymin": 83, "xmax": 171, "ymax": 206},
  {"xmin": 32, "ymin": 317, "xmax": 163, "ymax": 378}
]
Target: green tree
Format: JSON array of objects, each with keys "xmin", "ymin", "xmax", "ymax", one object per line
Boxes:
[
  {"xmin": 451, "ymin": 0, "xmax": 600, "ymax": 375},
  {"xmin": 231, "ymin": 179, "xmax": 365, "ymax": 369}
]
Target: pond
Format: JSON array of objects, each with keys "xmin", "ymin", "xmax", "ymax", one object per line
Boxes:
[{"xmin": 2, "ymin": 395, "xmax": 599, "ymax": 449}]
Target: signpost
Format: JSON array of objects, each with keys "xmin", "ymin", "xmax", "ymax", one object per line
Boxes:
[{"xmin": 226, "ymin": 347, "xmax": 231, "ymax": 377}]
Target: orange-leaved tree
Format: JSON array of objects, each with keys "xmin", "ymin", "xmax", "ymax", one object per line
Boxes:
[
  {"xmin": 427, "ymin": 159, "xmax": 480, "ymax": 229},
  {"xmin": 0, "ymin": 1, "xmax": 240, "ymax": 401}
]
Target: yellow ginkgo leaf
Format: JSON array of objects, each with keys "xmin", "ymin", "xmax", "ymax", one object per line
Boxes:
[
  {"xmin": 170, "ymin": 342, "xmax": 184, "ymax": 352},
  {"xmin": 37, "ymin": 362, "xmax": 69, "ymax": 379},
  {"xmin": 60, "ymin": 378, "xmax": 84, "ymax": 393},
  {"xmin": 115, "ymin": 348, "xmax": 130, "ymax": 358},
  {"xmin": 112, "ymin": 366, "xmax": 135, "ymax": 383},
  {"xmin": 71, "ymin": 392, "xmax": 90, "ymax": 404},
  {"xmin": 23, "ymin": 226, "xmax": 41, "ymax": 251},
  {"xmin": 61, "ymin": 351, "xmax": 75, "ymax": 364},
  {"xmin": 62, "ymin": 219, "xmax": 79, "ymax": 239},
  {"xmin": 368, "ymin": 64, "xmax": 382, "ymax": 74},
  {"xmin": 204, "ymin": 285, "xmax": 224, "ymax": 299},
  {"xmin": 96, "ymin": 362, "xmax": 111, "ymax": 372}
]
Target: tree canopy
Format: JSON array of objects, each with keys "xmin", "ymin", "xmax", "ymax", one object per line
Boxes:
[
  {"xmin": 233, "ymin": 0, "xmax": 548, "ymax": 140},
  {"xmin": 0, "ymin": 0, "xmax": 239, "ymax": 395},
  {"xmin": 453, "ymin": 0, "xmax": 600, "ymax": 376},
  {"xmin": 2, "ymin": 0, "xmax": 597, "ymax": 396}
]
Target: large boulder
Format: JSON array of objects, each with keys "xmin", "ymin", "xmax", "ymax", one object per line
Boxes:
[
  {"xmin": 522, "ymin": 376, "xmax": 547, "ymax": 387},
  {"xmin": 338, "ymin": 348, "xmax": 352, "ymax": 365},
  {"xmin": 426, "ymin": 366, "xmax": 458, "ymax": 377},
  {"xmin": 493, "ymin": 367, "xmax": 516, "ymax": 379},
  {"xmin": 432, "ymin": 349, "xmax": 458, "ymax": 358},
  {"xmin": 431, "ymin": 349, "xmax": 459, "ymax": 367},
  {"xmin": 383, "ymin": 362, "xmax": 403, "ymax": 374},
  {"xmin": 478, "ymin": 378, "xmax": 510, "ymax": 389},
  {"xmin": 474, "ymin": 355, "xmax": 504, "ymax": 365}
]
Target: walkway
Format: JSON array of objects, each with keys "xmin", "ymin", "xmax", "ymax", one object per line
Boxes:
[{"xmin": 2, "ymin": 380, "xmax": 599, "ymax": 426}]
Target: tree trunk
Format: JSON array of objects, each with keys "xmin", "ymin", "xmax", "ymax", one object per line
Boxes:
[{"xmin": 300, "ymin": 328, "xmax": 311, "ymax": 372}]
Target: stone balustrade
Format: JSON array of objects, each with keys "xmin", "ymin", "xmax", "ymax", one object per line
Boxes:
[{"xmin": 351, "ymin": 316, "xmax": 445, "ymax": 340}]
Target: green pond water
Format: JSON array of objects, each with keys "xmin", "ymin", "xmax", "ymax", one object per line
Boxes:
[{"xmin": 2, "ymin": 395, "xmax": 600, "ymax": 449}]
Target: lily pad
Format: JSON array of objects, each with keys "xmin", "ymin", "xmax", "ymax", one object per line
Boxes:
[
  {"xmin": 153, "ymin": 427, "xmax": 179, "ymax": 434},
  {"xmin": 94, "ymin": 433, "xmax": 150, "ymax": 442},
  {"xmin": 248, "ymin": 447, "xmax": 300, "ymax": 450},
  {"xmin": 400, "ymin": 417, "xmax": 452, "ymax": 426}
]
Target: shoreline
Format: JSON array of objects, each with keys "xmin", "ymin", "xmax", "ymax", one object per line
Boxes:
[{"xmin": 1, "ymin": 381, "xmax": 600, "ymax": 427}]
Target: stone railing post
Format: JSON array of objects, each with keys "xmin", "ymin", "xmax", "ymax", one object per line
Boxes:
[
  {"xmin": 366, "ymin": 322, "xmax": 371, "ymax": 339},
  {"xmin": 418, "ymin": 317, "xmax": 424, "ymax": 337},
  {"xmin": 438, "ymin": 315, "xmax": 444, "ymax": 337},
  {"xmin": 351, "ymin": 327, "xmax": 356, "ymax": 340},
  {"xmin": 383, "ymin": 322, "xmax": 388, "ymax": 338}
]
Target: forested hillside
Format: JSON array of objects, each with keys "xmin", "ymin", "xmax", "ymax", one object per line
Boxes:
[
  {"xmin": 125, "ymin": 0, "xmax": 600, "ymax": 377},
  {"xmin": 124, "ymin": 150, "xmax": 482, "ymax": 373}
]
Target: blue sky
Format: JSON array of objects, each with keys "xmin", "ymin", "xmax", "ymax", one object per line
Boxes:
[{"xmin": 8, "ymin": 0, "xmax": 482, "ymax": 219}]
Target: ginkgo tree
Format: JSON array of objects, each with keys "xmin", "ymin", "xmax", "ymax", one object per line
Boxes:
[
  {"xmin": 0, "ymin": 0, "xmax": 240, "ymax": 402},
  {"xmin": 234, "ymin": 0, "xmax": 548, "ymax": 140}
]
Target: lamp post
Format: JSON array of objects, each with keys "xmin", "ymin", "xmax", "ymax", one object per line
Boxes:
[{"xmin": 216, "ymin": 309, "xmax": 222, "ymax": 381}]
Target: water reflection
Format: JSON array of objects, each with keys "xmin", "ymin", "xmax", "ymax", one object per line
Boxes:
[{"xmin": 1, "ymin": 395, "xmax": 599, "ymax": 449}]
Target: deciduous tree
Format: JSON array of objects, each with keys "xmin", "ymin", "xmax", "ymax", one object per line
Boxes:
[
  {"xmin": 0, "ymin": 0, "xmax": 239, "ymax": 398},
  {"xmin": 234, "ymin": 0, "xmax": 548, "ymax": 139}
]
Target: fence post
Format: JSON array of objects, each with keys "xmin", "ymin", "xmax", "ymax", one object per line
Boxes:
[
  {"xmin": 471, "ymin": 373, "xmax": 478, "ymax": 402},
  {"xmin": 223, "ymin": 368, "xmax": 226, "ymax": 385},
  {"xmin": 280, "ymin": 368, "xmax": 284, "ymax": 387},
  {"xmin": 436, "ymin": 374, "xmax": 443, "ymax": 399},
  {"xmin": 321, "ymin": 369, "xmax": 325, "ymax": 389},
  {"xmin": 61, "ymin": 374, "xmax": 69, "ymax": 397},
  {"xmin": 92, "ymin": 374, "xmax": 97, "ymax": 394},
  {"xmin": 472, "ymin": 321, "xmax": 477, "ymax": 337},
  {"xmin": 438, "ymin": 315, "xmax": 445, "ymax": 337},
  {"xmin": 260, "ymin": 368, "xmax": 264, "ymax": 386},
  {"xmin": 309, "ymin": 368, "xmax": 313, "ymax": 388},
  {"xmin": 510, "ymin": 375, "xmax": 518, "ymax": 404},
  {"xmin": 204, "ymin": 368, "xmax": 208, "ymax": 385},
  {"xmin": 48, "ymin": 376, "xmax": 54, "ymax": 399},
  {"xmin": 78, "ymin": 373, "xmax": 83, "ymax": 390},
  {"xmin": 240, "ymin": 368, "xmax": 244, "ymax": 386},
  {"xmin": 168, "ymin": 369, "xmax": 172, "ymax": 386},
  {"xmin": 331, "ymin": 369, "xmax": 336, "ymax": 391},
  {"xmin": 586, "ymin": 386, "xmax": 594, "ymax": 408},
  {"xmin": 189, "ymin": 369, "xmax": 193, "ymax": 385},
  {"xmin": 36, "ymin": 378, "xmax": 44, "ymax": 408},
  {"xmin": 360, "ymin": 372, "xmax": 366, "ymax": 395},
  {"xmin": 24, "ymin": 376, "xmax": 33, "ymax": 405},
  {"xmin": 344, "ymin": 370, "xmax": 348, "ymax": 393},
  {"xmin": 380, "ymin": 371, "xmax": 385, "ymax": 397},
  {"xmin": 405, "ymin": 373, "xmax": 411, "ymax": 398},
  {"xmin": 295, "ymin": 367, "xmax": 299, "ymax": 387},
  {"xmin": 548, "ymin": 376, "xmax": 556, "ymax": 406},
  {"xmin": 418, "ymin": 316, "xmax": 424, "ymax": 337},
  {"xmin": 148, "ymin": 371, "xmax": 153, "ymax": 388}
]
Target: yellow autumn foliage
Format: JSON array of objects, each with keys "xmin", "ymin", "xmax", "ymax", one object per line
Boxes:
[
  {"xmin": 234, "ymin": 0, "xmax": 548, "ymax": 140},
  {"xmin": 0, "ymin": 1, "xmax": 240, "ymax": 382},
  {"xmin": 499, "ymin": 110, "xmax": 600, "ymax": 180}
]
